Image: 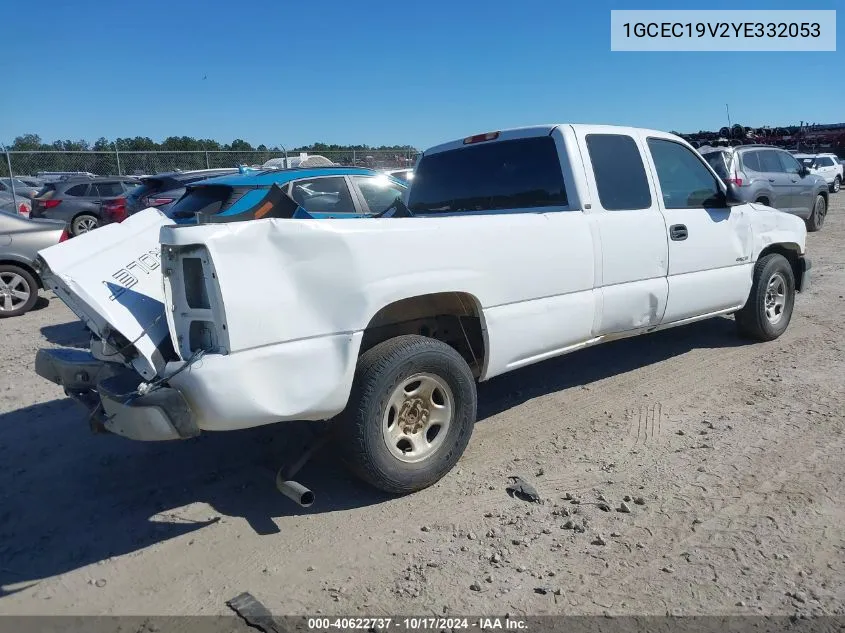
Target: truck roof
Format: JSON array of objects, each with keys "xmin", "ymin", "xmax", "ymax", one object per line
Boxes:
[{"xmin": 423, "ymin": 124, "xmax": 686, "ymax": 156}]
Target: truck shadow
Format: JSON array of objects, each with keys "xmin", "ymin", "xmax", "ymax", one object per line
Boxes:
[
  {"xmin": 39, "ymin": 321, "xmax": 91, "ymax": 348},
  {"xmin": 0, "ymin": 316, "xmax": 748, "ymax": 596},
  {"xmin": 476, "ymin": 315, "xmax": 749, "ymax": 421}
]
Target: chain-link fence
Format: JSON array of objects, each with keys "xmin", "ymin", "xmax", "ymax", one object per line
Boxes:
[{"xmin": 1, "ymin": 149, "xmax": 419, "ymax": 179}]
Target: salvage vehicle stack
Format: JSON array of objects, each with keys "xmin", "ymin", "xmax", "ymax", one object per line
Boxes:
[{"xmin": 28, "ymin": 124, "xmax": 811, "ymax": 505}]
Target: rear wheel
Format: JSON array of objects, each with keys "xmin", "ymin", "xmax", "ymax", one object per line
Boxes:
[
  {"xmin": 735, "ymin": 253, "xmax": 795, "ymax": 341},
  {"xmin": 804, "ymin": 195, "xmax": 826, "ymax": 232},
  {"xmin": 831, "ymin": 176, "xmax": 841, "ymax": 193},
  {"xmin": 336, "ymin": 335, "xmax": 477, "ymax": 494},
  {"xmin": 0, "ymin": 265, "xmax": 38, "ymax": 318},
  {"xmin": 755, "ymin": 197, "xmax": 770, "ymax": 206},
  {"xmin": 71, "ymin": 213, "xmax": 99, "ymax": 235}
]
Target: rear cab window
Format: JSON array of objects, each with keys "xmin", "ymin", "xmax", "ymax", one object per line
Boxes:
[{"xmin": 408, "ymin": 136, "xmax": 568, "ymax": 214}]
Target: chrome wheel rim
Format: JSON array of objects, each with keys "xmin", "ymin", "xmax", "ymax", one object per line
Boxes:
[
  {"xmin": 834, "ymin": 179, "xmax": 841, "ymax": 193},
  {"xmin": 764, "ymin": 272, "xmax": 787, "ymax": 325},
  {"xmin": 75, "ymin": 217, "xmax": 97, "ymax": 233},
  {"xmin": 814, "ymin": 197, "xmax": 826, "ymax": 227},
  {"xmin": 382, "ymin": 373, "xmax": 453, "ymax": 463},
  {"xmin": 0, "ymin": 272, "xmax": 31, "ymax": 312}
]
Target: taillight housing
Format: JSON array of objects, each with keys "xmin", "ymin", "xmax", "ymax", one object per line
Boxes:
[
  {"xmin": 727, "ymin": 171, "xmax": 747, "ymax": 186},
  {"xmin": 43, "ymin": 199, "xmax": 62, "ymax": 208},
  {"xmin": 59, "ymin": 228, "xmax": 70, "ymax": 242},
  {"xmin": 148, "ymin": 197, "xmax": 174, "ymax": 206},
  {"xmin": 103, "ymin": 198, "xmax": 128, "ymax": 223}
]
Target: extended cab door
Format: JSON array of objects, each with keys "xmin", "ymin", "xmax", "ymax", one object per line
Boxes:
[
  {"xmin": 642, "ymin": 135, "xmax": 753, "ymax": 324},
  {"xmin": 573, "ymin": 128, "xmax": 669, "ymax": 335}
]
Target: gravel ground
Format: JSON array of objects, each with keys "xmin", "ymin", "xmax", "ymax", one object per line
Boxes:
[{"xmin": 1, "ymin": 196, "xmax": 844, "ymax": 618}]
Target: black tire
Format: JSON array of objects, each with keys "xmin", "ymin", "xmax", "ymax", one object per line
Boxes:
[
  {"xmin": 336, "ymin": 335, "xmax": 477, "ymax": 494},
  {"xmin": 755, "ymin": 198, "xmax": 770, "ymax": 206},
  {"xmin": 831, "ymin": 176, "xmax": 841, "ymax": 194},
  {"xmin": 0, "ymin": 264, "xmax": 39, "ymax": 318},
  {"xmin": 71, "ymin": 213, "xmax": 99, "ymax": 236},
  {"xmin": 735, "ymin": 253, "xmax": 795, "ymax": 342},
  {"xmin": 805, "ymin": 195, "xmax": 826, "ymax": 232}
]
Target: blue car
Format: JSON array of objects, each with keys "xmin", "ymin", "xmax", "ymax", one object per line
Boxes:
[{"xmin": 164, "ymin": 166, "xmax": 408, "ymax": 224}]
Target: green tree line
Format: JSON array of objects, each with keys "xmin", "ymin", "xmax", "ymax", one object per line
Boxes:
[
  {"xmin": 3, "ymin": 134, "xmax": 418, "ymax": 177},
  {"xmin": 6, "ymin": 133, "xmax": 417, "ymax": 154}
]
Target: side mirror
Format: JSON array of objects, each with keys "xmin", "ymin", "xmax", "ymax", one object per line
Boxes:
[
  {"xmin": 724, "ymin": 182, "xmax": 744, "ymax": 207},
  {"xmin": 799, "ymin": 166, "xmax": 811, "ymax": 178}
]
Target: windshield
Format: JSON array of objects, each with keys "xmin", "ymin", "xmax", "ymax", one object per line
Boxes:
[{"xmin": 408, "ymin": 137, "xmax": 567, "ymax": 213}]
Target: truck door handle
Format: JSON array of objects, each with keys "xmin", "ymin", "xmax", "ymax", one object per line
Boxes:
[{"xmin": 669, "ymin": 224, "xmax": 688, "ymax": 241}]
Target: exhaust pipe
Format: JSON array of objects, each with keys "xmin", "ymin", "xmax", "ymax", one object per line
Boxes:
[{"xmin": 275, "ymin": 471, "xmax": 314, "ymax": 507}]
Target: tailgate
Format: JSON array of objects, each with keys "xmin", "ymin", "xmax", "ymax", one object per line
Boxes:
[{"xmin": 36, "ymin": 208, "xmax": 175, "ymax": 381}]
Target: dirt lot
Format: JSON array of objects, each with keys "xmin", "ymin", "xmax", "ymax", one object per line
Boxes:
[{"xmin": 1, "ymin": 197, "xmax": 844, "ymax": 619}]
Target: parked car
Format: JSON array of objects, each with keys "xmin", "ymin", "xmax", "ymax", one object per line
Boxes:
[
  {"xmin": 0, "ymin": 210, "xmax": 68, "ymax": 317},
  {"xmin": 35, "ymin": 124, "xmax": 810, "ymax": 499},
  {"xmin": 36, "ymin": 171, "xmax": 97, "ymax": 182},
  {"xmin": 700, "ymin": 145, "xmax": 830, "ymax": 231},
  {"xmin": 0, "ymin": 178, "xmax": 41, "ymax": 200},
  {"xmin": 794, "ymin": 153, "xmax": 843, "ymax": 193},
  {"xmin": 0, "ymin": 192, "xmax": 32, "ymax": 217},
  {"xmin": 166, "ymin": 166, "xmax": 408, "ymax": 224},
  {"xmin": 125, "ymin": 169, "xmax": 240, "ymax": 217},
  {"xmin": 13, "ymin": 176, "xmax": 45, "ymax": 189},
  {"xmin": 30, "ymin": 177, "xmax": 139, "ymax": 235}
]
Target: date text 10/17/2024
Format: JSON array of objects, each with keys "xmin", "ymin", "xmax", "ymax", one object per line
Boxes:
[{"xmin": 306, "ymin": 617, "xmax": 529, "ymax": 631}]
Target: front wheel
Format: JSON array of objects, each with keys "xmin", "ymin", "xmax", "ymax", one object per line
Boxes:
[
  {"xmin": 735, "ymin": 253, "xmax": 795, "ymax": 341},
  {"xmin": 337, "ymin": 335, "xmax": 477, "ymax": 494},
  {"xmin": 831, "ymin": 176, "xmax": 841, "ymax": 194},
  {"xmin": 805, "ymin": 195, "xmax": 826, "ymax": 232}
]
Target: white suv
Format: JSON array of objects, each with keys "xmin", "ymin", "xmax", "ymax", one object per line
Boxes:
[{"xmin": 795, "ymin": 153, "xmax": 843, "ymax": 193}]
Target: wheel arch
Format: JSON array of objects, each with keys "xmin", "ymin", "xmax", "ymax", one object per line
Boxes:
[
  {"xmin": 0, "ymin": 258, "xmax": 43, "ymax": 289},
  {"xmin": 360, "ymin": 291, "xmax": 489, "ymax": 379},
  {"xmin": 756, "ymin": 243, "xmax": 805, "ymax": 292}
]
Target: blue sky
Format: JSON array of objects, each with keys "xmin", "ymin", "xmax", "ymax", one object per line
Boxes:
[{"xmin": 4, "ymin": 0, "xmax": 842, "ymax": 149}]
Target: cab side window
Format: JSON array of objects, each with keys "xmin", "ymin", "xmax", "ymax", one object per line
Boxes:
[
  {"xmin": 585, "ymin": 134, "xmax": 651, "ymax": 211},
  {"xmin": 647, "ymin": 138, "xmax": 722, "ymax": 209}
]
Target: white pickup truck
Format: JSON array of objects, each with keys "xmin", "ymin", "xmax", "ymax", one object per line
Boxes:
[{"xmin": 34, "ymin": 124, "xmax": 811, "ymax": 498}]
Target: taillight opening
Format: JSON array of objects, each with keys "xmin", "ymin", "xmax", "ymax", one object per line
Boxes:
[
  {"xmin": 59, "ymin": 228, "xmax": 70, "ymax": 242},
  {"xmin": 43, "ymin": 199, "xmax": 62, "ymax": 208}
]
